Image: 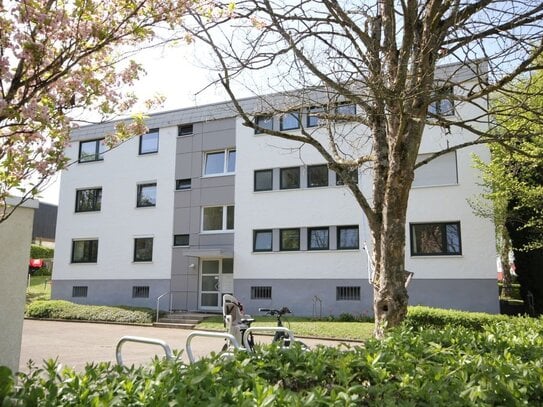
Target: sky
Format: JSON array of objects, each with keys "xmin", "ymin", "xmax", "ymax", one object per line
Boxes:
[{"xmin": 39, "ymin": 42, "xmax": 232, "ymax": 205}]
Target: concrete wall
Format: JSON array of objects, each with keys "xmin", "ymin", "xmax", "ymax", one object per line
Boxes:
[{"xmin": 0, "ymin": 199, "xmax": 38, "ymax": 373}]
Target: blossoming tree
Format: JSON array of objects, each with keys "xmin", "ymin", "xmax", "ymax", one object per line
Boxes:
[{"xmin": 0, "ymin": 0, "xmax": 188, "ymax": 222}]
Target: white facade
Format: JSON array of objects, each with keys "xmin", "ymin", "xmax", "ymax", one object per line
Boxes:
[
  {"xmin": 53, "ymin": 68, "xmax": 499, "ymax": 315},
  {"xmin": 53, "ymin": 125, "xmax": 177, "ymax": 306}
]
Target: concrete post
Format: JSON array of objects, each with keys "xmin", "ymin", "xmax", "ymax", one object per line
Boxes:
[{"xmin": 0, "ymin": 198, "xmax": 38, "ymax": 373}]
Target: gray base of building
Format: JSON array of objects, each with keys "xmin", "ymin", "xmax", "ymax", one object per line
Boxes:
[
  {"xmin": 51, "ymin": 279, "xmax": 171, "ymax": 310},
  {"xmin": 234, "ymin": 278, "xmax": 500, "ymax": 317}
]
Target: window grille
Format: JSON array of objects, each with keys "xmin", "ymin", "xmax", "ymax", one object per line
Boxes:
[
  {"xmin": 336, "ymin": 286, "xmax": 361, "ymax": 301},
  {"xmin": 132, "ymin": 286, "xmax": 150, "ymax": 298},
  {"xmin": 251, "ymin": 286, "xmax": 272, "ymax": 300},
  {"xmin": 72, "ymin": 286, "xmax": 88, "ymax": 297}
]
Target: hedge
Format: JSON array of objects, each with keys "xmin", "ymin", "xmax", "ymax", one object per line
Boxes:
[
  {"xmin": 29, "ymin": 245, "xmax": 54, "ymax": 259},
  {"xmin": 25, "ymin": 300, "xmax": 154, "ymax": 324},
  {"xmin": 2, "ymin": 316, "xmax": 543, "ymax": 405},
  {"xmin": 405, "ymin": 305, "xmax": 511, "ymax": 330}
]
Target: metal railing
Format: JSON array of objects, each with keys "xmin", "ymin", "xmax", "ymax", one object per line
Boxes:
[
  {"xmin": 185, "ymin": 331, "xmax": 242, "ymax": 363},
  {"xmin": 156, "ymin": 291, "xmax": 173, "ymax": 322},
  {"xmin": 116, "ymin": 336, "xmax": 174, "ymax": 366}
]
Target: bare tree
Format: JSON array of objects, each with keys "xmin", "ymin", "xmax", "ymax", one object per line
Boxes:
[{"xmin": 184, "ymin": 0, "xmax": 543, "ymax": 336}]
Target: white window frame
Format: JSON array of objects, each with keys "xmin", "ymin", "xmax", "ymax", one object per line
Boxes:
[
  {"xmin": 203, "ymin": 149, "xmax": 236, "ymax": 177},
  {"xmin": 201, "ymin": 205, "xmax": 234, "ymax": 233}
]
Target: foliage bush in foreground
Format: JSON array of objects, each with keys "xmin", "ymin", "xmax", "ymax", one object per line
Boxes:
[
  {"xmin": 25, "ymin": 300, "xmax": 154, "ymax": 324},
  {"xmin": 3, "ymin": 316, "xmax": 543, "ymax": 406}
]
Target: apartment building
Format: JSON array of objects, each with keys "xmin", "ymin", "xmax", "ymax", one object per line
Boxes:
[{"xmin": 52, "ymin": 64, "xmax": 499, "ymax": 316}]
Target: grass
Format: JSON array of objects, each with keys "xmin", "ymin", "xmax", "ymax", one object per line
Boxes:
[
  {"xmin": 26, "ymin": 275, "xmax": 51, "ymax": 303},
  {"xmin": 196, "ymin": 315, "xmax": 374, "ymax": 341}
]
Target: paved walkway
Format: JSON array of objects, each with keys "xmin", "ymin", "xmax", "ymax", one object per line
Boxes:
[{"xmin": 19, "ymin": 319, "xmax": 357, "ymax": 372}]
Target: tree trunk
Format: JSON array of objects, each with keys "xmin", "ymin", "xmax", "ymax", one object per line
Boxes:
[
  {"xmin": 372, "ymin": 176, "xmax": 411, "ymax": 338},
  {"xmin": 499, "ymin": 228, "xmax": 514, "ymax": 298}
]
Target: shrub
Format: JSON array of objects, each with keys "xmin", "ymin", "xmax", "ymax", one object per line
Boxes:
[
  {"xmin": 30, "ymin": 245, "xmax": 54, "ymax": 259},
  {"xmin": 405, "ymin": 305, "xmax": 511, "ymax": 330},
  {"xmin": 25, "ymin": 300, "xmax": 154, "ymax": 324},
  {"xmin": 3, "ymin": 317, "xmax": 543, "ymax": 405}
]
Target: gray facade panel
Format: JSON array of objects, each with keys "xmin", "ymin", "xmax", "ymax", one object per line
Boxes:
[
  {"xmin": 171, "ymin": 117, "xmax": 236, "ymax": 311},
  {"xmin": 197, "ymin": 233, "xmax": 234, "ymax": 248},
  {"xmin": 174, "ymin": 193, "xmax": 191, "ymax": 209},
  {"xmin": 202, "ymin": 117, "xmax": 236, "ymax": 134},
  {"xmin": 173, "ymin": 208, "xmax": 191, "ymax": 232},
  {"xmin": 200, "ymin": 185, "xmax": 235, "ymax": 205},
  {"xmin": 52, "ymin": 279, "xmax": 170, "ymax": 310},
  {"xmin": 408, "ymin": 279, "xmax": 499, "ymax": 313},
  {"xmin": 234, "ymin": 278, "xmax": 499, "ymax": 317},
  {"xmin": 200, "ymin": 175, "xmax": 235, "ymax": 190},
  {"xmin": 175, "ymin": 152, "xmax": 193, "ymax": 176},
  {"xmin": 235, "ymin": 279, "xmax": 373, "ymax": 317}
]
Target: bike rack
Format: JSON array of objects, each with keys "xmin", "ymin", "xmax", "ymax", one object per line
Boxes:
[
  {"xmin": 243, "ymin": 326, "xmax": 295, "ymax": 350},
  {"xmin": 185, "ymin": 331, "xmax": 242, "ymax": 363},
  {"xmin": 116, "ymin": 336, "xmax": 174, "ymax": 366}
]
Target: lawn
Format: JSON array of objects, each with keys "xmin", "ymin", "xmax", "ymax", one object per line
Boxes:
[
  {"xmin": 26, "ymin": 275, "xmax": 51, "ymax": 303},
  {"xmin": 196, "ymin": 315, "xmax": 374, "ymax": 341}
]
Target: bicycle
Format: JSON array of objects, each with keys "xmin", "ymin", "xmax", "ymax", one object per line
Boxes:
[
  {"xmin": 258, "ymin": 307, "xmax": 295, "ymax": 347},
  {"xmin": 222, "ymin": 295, "xmax": 306, "ymax": 352}
]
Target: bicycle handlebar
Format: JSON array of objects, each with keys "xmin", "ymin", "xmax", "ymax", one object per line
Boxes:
[{"xmin": 258, "ymin": 307, "xmax": 291, "ymax": 316}]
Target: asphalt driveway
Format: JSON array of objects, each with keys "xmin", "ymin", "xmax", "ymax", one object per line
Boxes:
[{"xmin": 19, "ymin": 319, "xmax": 355, "ymax": 372}]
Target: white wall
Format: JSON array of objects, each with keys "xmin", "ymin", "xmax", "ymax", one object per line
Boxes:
[
  {"xmin": 234, "ymin": 82, "xmax": 496, "ymax": 283},
  {"xmin": 54, "ymin": 127, "xmax": 177, "ymax": 281},
  {"xmin": 234, "ymin": 119, "xmax": 366, "ymax": 281}
]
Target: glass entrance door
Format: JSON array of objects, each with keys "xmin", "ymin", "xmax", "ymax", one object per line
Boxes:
[{"xmin": 199, "ymin": 259, "xmax": 234, "ymax": 310}]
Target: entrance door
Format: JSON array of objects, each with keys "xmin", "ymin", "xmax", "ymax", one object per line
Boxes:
[{"xmin": 199, "ymin": 258, "xmax": 234, "ymax": 310}]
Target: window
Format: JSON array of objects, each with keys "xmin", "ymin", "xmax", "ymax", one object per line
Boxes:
[
  {"xmin": 410, "ymin": 222, "xmax": 461, "ymax": 256},
  {"xmin": 78, "ymin": 138, "xmax": 105, "ymax": 162},
  {"xmin": 203, "ymin": 149, "xmax": 236, "ymax": 175},
  {"xmin": 134, "ymin": 237, "xmax": 153, "ymax": 262},
  {"xmin": 337, "ymin": 226, "xmax": 359, "ymax": 249},
  {"xmin": 75, "ymin": 188, "xmax": 102, "ymax": 212},
  {"xmin": 280, "ymin": 112, "xmax": 300, "ymax": 131},
  {"xmin": 336, "ymin": 286, "xmax": 361, "ymax": 301},
  {"xmin": 254, "ymin": 169, "xmax": 273, "ymax": 192},
  {"xmin": 308, "ymin": 227, "xmax": 329, "ymax": 250},
  {"xmin": 178, "ymin": 124, "xmax": 193, "ymax": 136},
  {"xmin": 336, "ymin": 169, "xmax": 359, "ymax": 186},
  {"xmin": 132, "ymin": 286, "xmax": 150, "ymax": 298},
  {"xmin": 280, "ymin": 167, "xmax": 300, "ymax": 190},
  {"xmin": 307, "ymin": 165, "xmax": 329, "ymax": 187},
  {"xmin": 280, "ymin": 228, "xmax": 300, "ymax": 251},
  {"xmin": 139, "ymin": 129, "xmax": 159, "ymax": 154},
  {"xmin": 251, "ymin": 286, "xmax": 272, "ymax": 300},
  {"xmin": 202, "ymin": 205, "xmax": 234, "ymax": 232},
  {"xmin": 174, "ymin": 234, "xmax": 189, "ymax": 246},
  {"xmin": 307, "ymin": 106, "xmax": 324, "ymax": 127},
  {"xmin": 413, "ymin": 151, "xmax": 458, "ymax": 187},
  {"xmin": 176, "ymin": 179, "xmax": 191, "ymax": 190},
  {"xmin": 428, "ymin": 87, "xmax": 454, "ymax": 116},
  {"xmin": 137, "ymin": 183, "xmax": 157, "ymax": 207},
  {"xmin": 336, "ymin": 102, "xmax": 356, "ymax": 116},
  {"xmin": 255, "ymin": 115, "xmax": 273, "ymax": 133},
  {"xmin": 254, "ymin": 230, "xmax": 273, "ymax": 252},
  {"xmin": 72, "ymin": 286, "xmax": 88, "ymax": 298},
  {"xmin": 71, "ymin": 240, "xmax": 98, "ymax": 263}
]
